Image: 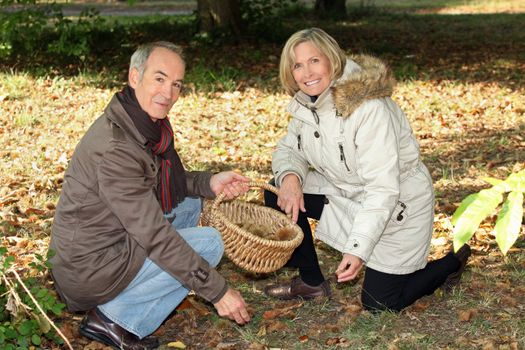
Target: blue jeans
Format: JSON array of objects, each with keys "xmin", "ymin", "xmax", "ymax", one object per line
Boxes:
[{"xmin": 98, "ymin": 197, "xmax": 223, "ymax": 338}]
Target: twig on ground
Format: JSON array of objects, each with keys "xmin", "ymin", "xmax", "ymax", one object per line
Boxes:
[{"xmin": 11, "ymin": 268, "xmax": 74, "ymax": 350}]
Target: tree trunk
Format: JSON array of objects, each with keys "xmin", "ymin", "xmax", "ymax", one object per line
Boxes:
[
  {"xmin": 197, "ymin": 0, "xmax": 242, "ymax": 37},
  {"xmin": 314, "ymin": 0, "xmax": 347, "ymax": 19}
]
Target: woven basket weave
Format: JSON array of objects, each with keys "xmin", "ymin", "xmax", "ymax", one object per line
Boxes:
[{"xmin": 201, "ymin": 181, "xmax": 304, "ymax": 274}]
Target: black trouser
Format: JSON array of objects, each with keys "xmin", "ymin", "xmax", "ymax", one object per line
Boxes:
[
  {"xmin": 264, "ymin": 179, "xmax": 460, "ymax": 311},
  {"xmin": 361, "ymin": 253, "xmax": 459, "ymax": 311},
  {"xmin": 264, "ymin": 181, "xmax": 326, "ymax": 286}
]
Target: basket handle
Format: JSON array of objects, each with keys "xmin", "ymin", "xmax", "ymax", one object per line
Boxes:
[{"xmin": 211, "ymin": 180, "xmax": 279, "ymax": 214}]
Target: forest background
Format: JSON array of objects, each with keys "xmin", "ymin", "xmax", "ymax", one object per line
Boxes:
[{"xmin": 0, "ymin": 0, "xmax": 524, "ymax": 349}]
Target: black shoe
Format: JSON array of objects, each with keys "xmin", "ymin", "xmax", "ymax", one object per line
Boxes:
[
  {"xmin": 79, "ymin": 308, "xmax": 159, "ymax": 350},
  {"xmin": 443, "ymin": 244, "xmax": 471, "ymax": 290},
  {"xmin": 264, "ymin": 276, "xmax": 331, "ymax": 300}
]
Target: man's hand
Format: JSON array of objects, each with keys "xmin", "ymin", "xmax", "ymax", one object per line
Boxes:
[
  {"xmin": 210, "ymin": 171, "xmax": 250, "ymax": 200},
  {"xmin": 277, "ymin": 174, "xmax": 305, "ymax": 223},
  {"xmin": 213, "ymin": 288, "xmax": 251, "ymax": 325},
  {"xmin": 335, "ymin": 253, "xmax": 363, "ymax": 282}
]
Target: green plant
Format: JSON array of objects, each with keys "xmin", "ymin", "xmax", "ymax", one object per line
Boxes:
[
  {"xmin": 452, "ymin": 170, "xmax": 525, "ymax": 255},
  {"xmin": 0, "ymin": 0, "xmax": 105, "ymax": 62},
  {"xmin": 47, "ymin": 8, "xmax": 105, "ymax": 61},
  {"xmin": 0, "ymin": 0, "xmax": 52, "ymax": 58},
  {"xmin": 0, "ymin": 247, "xmax": 68, "ymax": 349}
]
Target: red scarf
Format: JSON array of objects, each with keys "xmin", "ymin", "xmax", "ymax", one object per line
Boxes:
[{"xmin": 117, "ymin": 85, "xmax": 187, "ymax": 213}]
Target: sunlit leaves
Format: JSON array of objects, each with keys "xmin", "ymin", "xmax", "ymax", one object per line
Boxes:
[
  {"xmin": 452, "ymin": 188, "xmax": 503, "ymax": 251},
  {"xmin": 452, "ymin": 171, "xmax": 525, "ymax": 253},
  {"xmin": 505, "ymin": 170, "xmax": 525, "ymax": 192},
  {"xmin": 494, "ymin": 191, "xmax": 523, "ymax": 255},
  {"xmin": 450, "ymin": 193, "xmax": 479, "ymax": 226}
]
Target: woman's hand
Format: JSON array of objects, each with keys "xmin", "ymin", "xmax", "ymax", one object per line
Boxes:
[
  {"xmin": 335, "ymin": 253, "xmax": 363, "ymax": 282},
  {"xmin": 277, "ymin": 174, "xmax": 305, "ymax": 223},
  {"xmin": 210, "ymin": 171, "xmax": 250, "ymax": 200}
]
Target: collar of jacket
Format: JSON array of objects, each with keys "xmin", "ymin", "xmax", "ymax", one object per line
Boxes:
[
  {"xmin": 289, "ymin": 54, "xmax": 396, "ymax": 120},
  {"xmin": 104, "ymin": 94, "xmax": 149, "ymax": 149}
]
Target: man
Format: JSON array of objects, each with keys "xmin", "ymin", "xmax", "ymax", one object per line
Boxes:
[{"xmin": 49, "ymin": 41, "xmax": 251, "ymax": 350}]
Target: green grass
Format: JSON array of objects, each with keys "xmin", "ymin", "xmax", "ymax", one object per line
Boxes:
[{"xmin": 0, "ymin": 1, "xmax": 524, "ymax": 349}]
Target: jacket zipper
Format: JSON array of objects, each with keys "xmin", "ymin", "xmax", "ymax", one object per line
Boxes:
[
  {"xmin": 291, "ymin": 97, "xmax": 320, "ymax": 125},
  {"xmin": 311, "ymin": 107, "xmax": 320, "ymax": 124},
  {"xmin": 297, "ymin": 134, "xmax": 301, "ymax": 150},
  {"xmin": 338, "ymin": 144, "xmax": 351, "ymax": 171}
]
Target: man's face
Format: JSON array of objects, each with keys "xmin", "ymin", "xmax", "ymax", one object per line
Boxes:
[{"xmin": 129, "ymin": 47, "xmax": 185, "ymax": 122}]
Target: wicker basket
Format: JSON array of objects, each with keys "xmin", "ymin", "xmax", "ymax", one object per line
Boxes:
[{"xmin": 201, "ymin": 181, "xmax": 304, "ymax": 274}]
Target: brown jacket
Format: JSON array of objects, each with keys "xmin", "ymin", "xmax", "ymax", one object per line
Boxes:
[{"xmin": 49, "ymin": 95, "xmax": 227, "ymax": 311}]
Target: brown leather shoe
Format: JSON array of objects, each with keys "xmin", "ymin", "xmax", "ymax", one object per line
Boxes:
[
  {"xmin": 443, "ymin": 244, "xmax": 472, "ymax": 291},
  {"xmin": 79, "ymin": 308, "xmax": 159, "ymax": 350},
  {"xmin": 264, "ymin": 276, "xmax": 331, "ymax": 300}
]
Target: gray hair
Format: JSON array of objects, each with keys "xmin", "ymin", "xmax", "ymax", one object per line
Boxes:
[{"xmin": 130, "ymin": 41, "xmax": 185, "ymax": 82}]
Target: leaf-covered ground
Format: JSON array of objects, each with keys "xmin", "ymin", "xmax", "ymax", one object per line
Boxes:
[{"xmin": 1, "ymin": 1, "xmax": 524, "ymax": 349}]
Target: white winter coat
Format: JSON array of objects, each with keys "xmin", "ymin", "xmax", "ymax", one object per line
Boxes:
[{"xmin": 273, "ymin": 55, "xmax": 435, "ymax": 274}]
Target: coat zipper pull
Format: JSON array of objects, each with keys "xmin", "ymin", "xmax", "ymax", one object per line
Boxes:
[
  {"xmin": 339, "ymin": 144, "xmax": 350, "ymax": 171},
  {"xmin": 310, "ymin": 107, "xmax": 320, "ymax": 124},
  {"xmin": 397, "ymin": 202, "xmax": 407, "ymax": 221},
  {"xmin": 297, "ymin": 134, "xmax": 301, "ymax": 150}
]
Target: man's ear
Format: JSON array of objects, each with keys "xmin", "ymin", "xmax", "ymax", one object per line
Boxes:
[{"xmin": 129, "ymin": 68, "xmax": 139, "ymax": 88}]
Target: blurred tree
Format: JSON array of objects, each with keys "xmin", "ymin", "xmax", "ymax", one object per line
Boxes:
[
  {"xmin": 315, "ymin": 0, "xmax": 347, "ymax": 19},
  {"xmin": 197, "ymin": 0, "xmax": 242, "ymax": 36}
]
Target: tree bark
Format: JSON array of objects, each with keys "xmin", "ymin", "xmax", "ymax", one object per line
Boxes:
[
  {"xmin": 197, "ymin": 0, "xmax": 242, "ymax": 37},
  {"xmin": 314, "ymin": 0, "xmax": 347, "ymax": 19}
]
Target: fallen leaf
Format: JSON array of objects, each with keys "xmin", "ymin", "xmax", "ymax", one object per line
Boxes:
[
  {"xmin": 247, "ymin": 342, "xmax": 266, "ymax": 350},
  {"xmin": 325, "ymin": 337, "xmax": 350, "ymax": 347},
  {"xmin": 500, "ymin": 295, "xmax": 517, "ymax": 307},
  {"xmin": 175, "ymin": 298, "xmax": 194, "ymax": 311},
  {"xmin": 411, "ymin": 299, "xmax": 431, "ymax": 312},
  {"xmin": 266, "ymin": 320, "xmax": 288, "ymax": 333},
  {"xmin": 458, "ymin": 308, "xmax": 478, "ymax": 322},
  {"xmin": 58, "ymin": 321, "xmax": 76, "ymax": 340},
  {"xmin": 344, "ymin": 303, "xmax": 362, "ymax": 315},
  {"xmin": 176, "ymin": 297, "xmax": 210, "ymax": 316},
  {"xmin": 262, "ymin": 302, "xmax": 302, "ymax": 320},
  {"xmin": 167, "ymin": 341, "xmax": 186, "ymax": 348},
  {"xmin": 262, "ymin": 309, "xmax": 282, "ymax": 320},
  {"xmin": 152, "ymin": 325, "xmax": 166, "ymax": 337},
  {"xmin": 514, "ymin": 285, "xmax": 525, "ymax": 296},
  {"xmin": 256, "ymin": 325, "xmax": 266, "ymax": 337},
  {"xmin": 215, "ymin": 341, "xmax": 238, "ymax": 349},
  {"xmin": 24, "ymin": 207, "xmax": 46, "ymax": 215},
  {"xmin": 299, "ymin": 335, "xmax": 309, "ymax": 343}
]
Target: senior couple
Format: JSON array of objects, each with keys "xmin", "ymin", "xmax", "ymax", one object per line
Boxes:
[{"xmin": 50, "ymin": 29, "xmax": 470, "ymax": 349}]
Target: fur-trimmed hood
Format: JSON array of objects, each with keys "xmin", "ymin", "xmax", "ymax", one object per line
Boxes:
[{"xmin": 333, "ymin": 55, "xmax": 396, "ymax": 118}]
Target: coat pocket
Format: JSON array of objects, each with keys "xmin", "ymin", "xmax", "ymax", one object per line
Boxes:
[
  {"xmin": 316, "ymin": 195, "xmax": 359, "ymax": 250},
  {"xmin": 389, "ymin": 201, "xmax": 408, "ymax": 226}
]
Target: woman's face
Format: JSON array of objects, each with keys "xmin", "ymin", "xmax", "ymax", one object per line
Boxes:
[{"xmin": 291, "ymin": 41, "xmax": 332, "ymax": 96}]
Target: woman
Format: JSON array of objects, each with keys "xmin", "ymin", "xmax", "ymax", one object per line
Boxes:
[{"xmin": 264, "ymin": 28, "xmax": 471, "ymax": 311}]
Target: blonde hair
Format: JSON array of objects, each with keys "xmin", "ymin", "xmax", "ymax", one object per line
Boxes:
[{"xmin": 279, "ymin": 28, "xmax": 346, "ymax": 96}]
